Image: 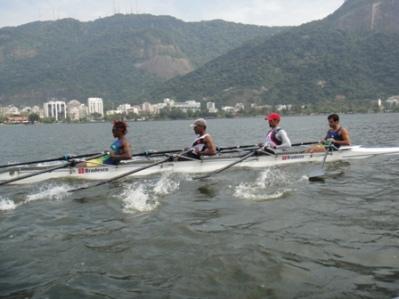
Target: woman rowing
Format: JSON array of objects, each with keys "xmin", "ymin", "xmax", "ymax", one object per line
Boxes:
[{"xmin": 86, "ymin": 120, "xmax": 132, "ymax": 166}]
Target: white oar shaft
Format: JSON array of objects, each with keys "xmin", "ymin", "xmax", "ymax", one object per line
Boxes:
[{"xmin": 194, "ymin": 150, "xmax": 258, "ymax": 180}]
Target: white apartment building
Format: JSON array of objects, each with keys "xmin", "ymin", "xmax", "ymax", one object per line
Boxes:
[
  {"xmin": 43, "ymin": 100, "xmax": 67, "ymax": 121},
  {"xmin": 173, "ymin": 100, "xmax": 201, "ymax": 113},
  {"xmin": 88, "ymin": 97, "xmax": 104, "ymax": 117},
  {"xmin": 142, "ymin": 102, "xmax": 156, "ymax": 114},
  {"xmin": 206, "ymin": 102, "xmax": 218, "ymax": 113}
]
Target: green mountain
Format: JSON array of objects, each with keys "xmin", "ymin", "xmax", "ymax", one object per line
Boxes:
[
  {"xmin": 149, "ymin": 0, "xmax": 399, "ymax": 106},
  {"xmin": 0, "ymin": 14, "xmax": 284, "ymax": 106}
]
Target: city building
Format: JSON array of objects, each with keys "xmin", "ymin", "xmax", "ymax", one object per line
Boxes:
[
  {"xmin": 386, "ymin": 96, "xmax": 399, "ymax": 106},
  {"xmin": 222, "ymin": 106, "xmax": 235, "ymax": 113},
  {"xmin": 5, "ymin": 105, "xmax": 20, "ymax": 115},
  {"xmin": 87, "ymin": 97, "xmax": 104, "ymax": 117},
  {"xmin": 142, "ymin": 102, "xmax": 156, "ymax": 114},
  {"xmin": 43, "ymin": 100, "xmax": 67, "ymax": 121},
  {"xmin": 235, "ymin": 103, "xmax": 245, "ymax": 112},
  {"xmin": 207, "ymin": 102, "xmax": 218, "ymax": 113},
  {"xmin": 67, "ymin": 100, "xmax": 82, "ymax": 121},
  {"xmin": 173, "ymin": 100, "xmax": 201, "ymax": 113}
]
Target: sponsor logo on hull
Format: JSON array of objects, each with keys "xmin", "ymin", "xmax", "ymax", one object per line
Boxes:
[
  {"xmin": 77, "ymin": 167, "xmax": 109, "ymax": 174},
  {"xmin": 281, "ymin": 155, "xmax": 305, "ymax": 161}
]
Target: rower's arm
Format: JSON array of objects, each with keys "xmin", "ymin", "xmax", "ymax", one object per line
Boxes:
[
  {"xmin": 111, "ymin": 140, "xmax": 132, "ymax": 160},
  {"xmin": 275, "ymin": 130, "xmax": 292, "ymax": 149},
  {"xmin": 336, "ymin": 128, "xmax": 351, "ymax": 146},
  {"xmin": 201, "ymin": 135, "xmax": 217, "ymax": 156}
]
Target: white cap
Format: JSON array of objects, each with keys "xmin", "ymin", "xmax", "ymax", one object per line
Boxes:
[{"xmin": 190, "ymin": 118, "xmax": 207, "ymax": 128}]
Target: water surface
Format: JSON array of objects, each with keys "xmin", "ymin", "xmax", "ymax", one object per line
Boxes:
[{"xmin": 1, "ymin": 114, "xmax": 399, "ymax": 298}]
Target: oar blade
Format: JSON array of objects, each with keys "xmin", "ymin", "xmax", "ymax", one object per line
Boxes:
[{"xmin": 308, "ymin": 169, "xmax": 327, "ymax": 182}]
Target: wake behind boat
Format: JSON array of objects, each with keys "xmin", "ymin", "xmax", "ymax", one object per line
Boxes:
[{"xmin": 1, "ymin": 145, "xmax": 399, "ymax": 185}]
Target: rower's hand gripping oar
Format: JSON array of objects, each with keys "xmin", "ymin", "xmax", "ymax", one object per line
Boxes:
[
  {"xmin": 0, "ymin": 153, "xmax": 107, "ymax": 186},
  {"xmin": 68, "ymin": 149, "xmax": 193, "ymax": 193},
  {"xmin": 193, "ymin": 147, "xmax": 262, "ymax": 180}
]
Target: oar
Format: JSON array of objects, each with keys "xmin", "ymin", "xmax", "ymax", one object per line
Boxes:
[
  {"xmin": 68, "ymin": 149, "xmax": 192, "ymax": 193},
  {"xmin": 308, "ymin": 148, "xmax": 331, "ymax": 182},
  {"xmin": 0, "ymin": 152, "xmax": 103, "ymax": 169},
  {"xmin": 1, "ymin": 141, "xmax": 318, "ymax": 169},
  {"xmin": 291, "ymin": 141, "xmax": 318, "ymax": 147},
  {"xmin": 193, "ymin": 148, "xmax": 260, "ymax": 180},
  {"xmin": 0, "ymin": 153, "xmax": 106, "ymax": 186},
  {"xmin": 217, "ymin": 141, "xmax": 317, "ymax": 152}
]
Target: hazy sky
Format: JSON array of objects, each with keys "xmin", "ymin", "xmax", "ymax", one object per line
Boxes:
[{"xmin": 0, "ymin": 0, "xmax": 345, "ymax": 29}]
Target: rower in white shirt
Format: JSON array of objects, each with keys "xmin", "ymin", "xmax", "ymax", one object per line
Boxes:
[{"xmin": 261, "ymin": 112, "xmax": 291, "ymax": 150}]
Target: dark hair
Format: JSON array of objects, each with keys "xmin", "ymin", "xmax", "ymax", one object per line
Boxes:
[
  {"xmin": 327, "ymin": 114, "xmax": 339, "ymax": 122},
  {"xmin": 113, "ymin": 120, "xmax": 128, "ymax": 134}
]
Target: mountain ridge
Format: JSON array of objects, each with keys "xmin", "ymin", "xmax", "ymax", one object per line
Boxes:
[
  {"xmin": 0, "ymin": 14, "xmax": 284, "ymax": 106},
  {"xmin": 148, "ymin": 0, "xmax": 399, "ymax": 106}
]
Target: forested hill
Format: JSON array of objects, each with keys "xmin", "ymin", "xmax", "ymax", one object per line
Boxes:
[
  {"xmin": 0, "ymin": 14, "xmax": 284, "ymax": 106},
  {"xmin": 149, "ymin": 0, "xmax": 399, "ymax": 106}
]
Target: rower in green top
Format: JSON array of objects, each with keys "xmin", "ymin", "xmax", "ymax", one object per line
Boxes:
[{"xmin": 86, "ymin": 120, "xmax": 132, "ymax": 166}]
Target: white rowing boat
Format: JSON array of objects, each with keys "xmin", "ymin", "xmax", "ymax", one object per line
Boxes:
[{"xmin": 1, "ymin": 145, "xmax": 398, "ymax": 185}]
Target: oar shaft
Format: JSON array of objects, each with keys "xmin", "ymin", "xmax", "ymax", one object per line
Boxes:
[
  {"xmin": 69, "ymin": 149, "xmax": 192, "ymax": 193},
  {"xmin": 0, "ymin": 163, "xmax": 69, "ymax": 186},
  {"xmin": 0, "ymin": 153, "xmax": 106, "ymax": 186},
  {"xmin": 0, "ymin": 152, "xmax": 103, "ymax": 169},
  {"xmin": 194, "ymin": 150, "xmax": 258, "ymax": 180},
  {"xmin": 292, "ymin": 141, "xmax": 318, "ymax": 146},
  {"xmin": 69, "ymin": 157, "xmax": 171, "ymax": 192}
]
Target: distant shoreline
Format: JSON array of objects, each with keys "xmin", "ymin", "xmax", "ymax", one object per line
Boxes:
[{"xmin": 1, "ymin": 111, "xmax": 398, "ymax": 126}]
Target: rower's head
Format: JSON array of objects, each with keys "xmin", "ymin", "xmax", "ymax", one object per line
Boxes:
[
  {"xmin": 191, "ymin": 118, "xmax": 207, "ymax": 135},
  {"xmin": 112, "ymin": 120, "xmax": 128, "ymax": 138},
  {"xmin": 327, "ymin": 114, "xmax": 340, "ymax": 129},
  {"xmin": 265, "ymin": 112, "xmax": 281, "ymax": 128}
]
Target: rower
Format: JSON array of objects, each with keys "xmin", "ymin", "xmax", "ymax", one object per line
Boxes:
[
  {"xmin": 86, "ymin": 120, "xmax": 132, "ymax": 166},
  {"xmin": 307, "ymin": 114, "xmax": 351, "ymax": 153},
  {"xmin": 260, "ymin": 112, "xmax": 291, "ymax": 150},
  {"xmin": 185, "ymin": 118, "xmax": 216, "ymax": 159}
]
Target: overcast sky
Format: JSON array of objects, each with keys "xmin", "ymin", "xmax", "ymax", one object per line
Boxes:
[{"xmin": 0, "ymin": 0, "xmax": 345, "ymax": 29}]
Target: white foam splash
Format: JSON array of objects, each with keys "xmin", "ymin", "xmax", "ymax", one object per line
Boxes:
[
  {"xmin": 121, "ymin": 183, "xmax": 159, "ymax": 213},
  {"xmin": 153, "ymin": 173, "xmax": 180, "ymax": 195},
  {"xmin": 25, "ymin": 183, "xmax": 71, "ymax": 202},
  {"xmin": 120, "ymin": 173, "xmax": 180, "ymax": 213},
  {"xmin": 233, "ymin": 168, "xmax": 291, "ymax": 201},
  {"xmin": 0, "ymin": 197, "xmax": 17, "ymax": 211}
]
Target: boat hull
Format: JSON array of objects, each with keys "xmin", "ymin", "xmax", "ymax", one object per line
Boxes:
[{"xmin": 1, "ymin": 146, "xmax": 398, "ymax": 184}]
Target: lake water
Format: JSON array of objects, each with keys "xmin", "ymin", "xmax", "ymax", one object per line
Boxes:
[{"xmin": 1, "ymin": 114, "xmax": 399, "ymax": 298}]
